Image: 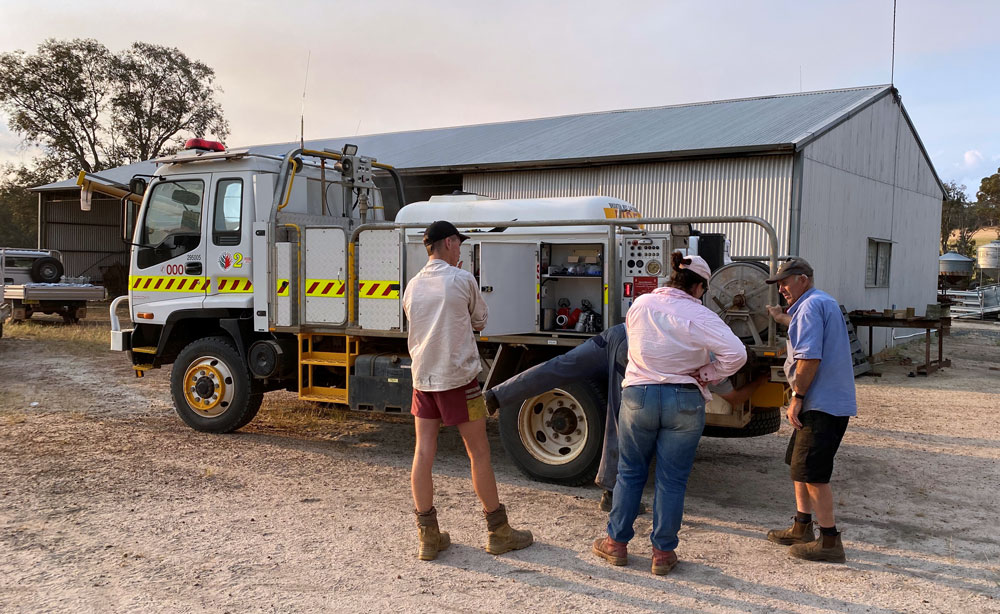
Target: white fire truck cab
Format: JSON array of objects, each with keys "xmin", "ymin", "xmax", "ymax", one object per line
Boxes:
[{"xmin": 105, "ymin": 143, "xmax": 788, "ymax": 486}]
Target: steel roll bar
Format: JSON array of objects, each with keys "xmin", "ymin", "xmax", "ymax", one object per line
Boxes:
[{"xmin": 348, "ymin": 215, "xmax": 780, "ymax": 348}]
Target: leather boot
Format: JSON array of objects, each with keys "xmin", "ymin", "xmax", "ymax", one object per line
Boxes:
[
  {"xmin": 415, "ymin": 507, "xmax": 451, "ymax": 561},
  {"xmin": 788, "ymin": 531, "xmax": 846, "ymax": 563},
  {"xmin": 767, "ymin": 517, "xmax": 815, "ymax": 545},
  {"xmin": 484, "ymin": 504, "xmax": 533, "ymax": 555},
  {"xmin": 651, "ymin": 547, "xmax": 678, "ymax": 575},
  {"xmin": 592, "ymin": 536, "xmax": 628, "ymax": 566}
]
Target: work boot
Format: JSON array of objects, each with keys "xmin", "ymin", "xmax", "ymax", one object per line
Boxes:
[
  {"xmin": 766, "ymin": 517, "xmax": 816, "ymax": 545},
  {"xmin": 484, "ymin": 504, "xmax": 533, "ymax": 555},
  {"xmin": 592, "ymin": 536, "xmax": 628, "ymax": 566},
  {"xmin": 788, "ymin": 531, "xmax": 846, "ymax": 563},
  {"xmin": 599, "ymin": 490, "xmax": 649, "ymax": 514},
  {"xmin": 414, "ymin": 507, "xmax": 451, "ymax": 561},
  {"xmin": 651, "ymin": 547, "xmax": 678, "ymax": 575}
]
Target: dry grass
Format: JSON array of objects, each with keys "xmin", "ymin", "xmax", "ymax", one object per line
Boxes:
[
  {"xmin": 251, "ymin": 393, "xmax": 356, "ymax": 434},
  {"xmin": 3, "ymin": 320, "xmax": 108, "ymax": 349}
]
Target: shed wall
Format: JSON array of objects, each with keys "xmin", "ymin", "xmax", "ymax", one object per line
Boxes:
[
  {"xmin": 464, "ymin": 155, "xmax": 793, "ymax": 257},
  {"xmin": 40, "ymin": 194, "xmax": 127, "ymax": 285},
  {"xmin": 799, "ymin": 94, "xmax": 943, "ymax": 352}
]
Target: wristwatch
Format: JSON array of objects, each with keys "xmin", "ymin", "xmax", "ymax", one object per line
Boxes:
[{"xmin": 791, "ymin": 390, "xmax": 806, "ymax": 400}]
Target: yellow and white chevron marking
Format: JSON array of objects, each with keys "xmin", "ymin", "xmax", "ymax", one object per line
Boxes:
[
  {"xmin": 305, "ymin": 279, "xmax": 346, "ymax": 298},
  {"xmin": 358, "ymin": 280, "xmax": 400, "ymax": 299},
  {"xmin": 130, "ymin": 275, "xmax": 209, "ymax": 293},
  {"xmin": 277, "ymin": 279, "xmax": 291, "ymax": 297}
]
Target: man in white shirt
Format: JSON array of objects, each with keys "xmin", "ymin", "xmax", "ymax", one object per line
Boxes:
[{"xmin": 403, "ymin": 220, "xmax": 532, "ymax": 561}]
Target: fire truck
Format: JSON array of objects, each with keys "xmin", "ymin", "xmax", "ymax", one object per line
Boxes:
[{"xmin": 97, "ymin": 141, "xmax": 788, "ymax": 486}]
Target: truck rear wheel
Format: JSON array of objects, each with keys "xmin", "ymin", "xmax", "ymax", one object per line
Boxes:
[
  {"xmin": 170, "ymin": 336, "xmax": 263, "ymax": 433},
  {"xmin": 498, "ymin": 380, "xmax": 605, "ymax": 486},
  {"xmin": 702, "ymin": 407, "xmax": 781, "ymax": 438}
]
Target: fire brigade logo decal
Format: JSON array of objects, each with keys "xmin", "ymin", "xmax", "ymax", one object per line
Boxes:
[{"xmin": 218, "ymin": 252, "xmax": 244, "ymax": 270}]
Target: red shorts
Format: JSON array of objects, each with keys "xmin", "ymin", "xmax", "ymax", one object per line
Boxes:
[{"xmin": 411, "ymin": 379, "xmax": 487, "ymax": 426}]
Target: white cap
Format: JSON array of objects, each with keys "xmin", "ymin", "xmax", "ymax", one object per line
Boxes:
[{"xmin": 679, "ymin": 254, "xmax": 712, "ymax": 283}]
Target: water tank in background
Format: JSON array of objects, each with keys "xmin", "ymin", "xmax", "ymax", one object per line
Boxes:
[
  {"xmin": 978, "ymin": 240, "xmax": 1000, "ymax": 279},
  {"xmin": 939, "ymin": 251, "xmax": 975, "ymax": 276}
]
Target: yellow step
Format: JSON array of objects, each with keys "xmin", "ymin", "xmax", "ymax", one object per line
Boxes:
[
  {"xmin": 132, "ymin": 346, "xmax": 157, "ymax": 354},
  {"xmin": 299, "ymin": 387, "xmax": 348, "ymax": 404},
  {"xmin": 300, "ymin": 355, "xmax": 356, "ymax": 367}
]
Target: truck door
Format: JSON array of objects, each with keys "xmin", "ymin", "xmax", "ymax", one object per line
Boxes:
[
  {"xmin": 478, "ymin": 242, "xmax": 538, "ymax": 336},
  {"xmin": 204, "ymin": 174, "xmax": 254, "ymax": 309},
  {"xmin": 130, "ymin": 175, "xmax": 210, "ymax": 318}
]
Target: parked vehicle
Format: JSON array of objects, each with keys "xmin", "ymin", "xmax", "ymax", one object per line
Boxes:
[
  {"xmin": 1, "ymin": 248, "xmax": 106, "ymax": 324},
  {"xmin": 104, "ymin": 141, "xmax": 788, "ymax": 485}
]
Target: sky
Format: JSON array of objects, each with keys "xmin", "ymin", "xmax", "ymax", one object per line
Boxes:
[{"xmin": 1, "ymin": 0, "xmax": 998, "ymax": 197}]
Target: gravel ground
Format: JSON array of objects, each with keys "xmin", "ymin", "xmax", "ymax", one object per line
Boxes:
[{"xmin": 0, "ymin": 317, "xmax": 998, "ymax": 613}]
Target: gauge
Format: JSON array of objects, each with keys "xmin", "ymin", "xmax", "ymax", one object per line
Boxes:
[{"xmin": 646, "ymin": 260, "xmax": 662, "ymax": 275}]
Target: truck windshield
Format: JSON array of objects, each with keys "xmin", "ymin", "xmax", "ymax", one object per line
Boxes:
[
  {"xmin": 136, "ymin": 179, "xmax": 205, "ymax": 269},
  {"xmin": 142, "ymin": 180, "xmax": 205, "ymax": 246}
]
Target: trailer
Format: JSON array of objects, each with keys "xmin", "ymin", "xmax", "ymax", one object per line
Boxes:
[{"xmin": 104, "ymin": 142, "xmax": 789, "ymax": 485}]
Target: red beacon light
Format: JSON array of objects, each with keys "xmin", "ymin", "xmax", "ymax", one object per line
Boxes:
[{"xmin": 184, "ymin": 138, "xmax": 226, "ymax": 152}]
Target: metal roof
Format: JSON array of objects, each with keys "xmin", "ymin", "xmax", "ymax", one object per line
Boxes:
[{"xmin": 35, "ymin": 85, "xmax": 897, "ymax": 192}]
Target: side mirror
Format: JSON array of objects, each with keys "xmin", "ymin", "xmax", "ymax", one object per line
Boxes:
[
  {"xmin": 129, "ymin": 177, "xmax": 148, "ymax": 196},
  {"xmin": 123, "ymin": 199, "xmax": 138, "ymax": 243}
]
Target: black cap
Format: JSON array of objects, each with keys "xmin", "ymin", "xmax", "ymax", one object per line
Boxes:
[
  {"xmin": 765, "ymin": 257, "xmax": 815, "ymax": 284},
  {"xmin": 423, "ymin": 220, "xmax": 469, "ymax": 246}
]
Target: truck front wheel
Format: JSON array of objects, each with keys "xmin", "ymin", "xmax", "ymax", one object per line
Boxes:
[
  {"xmin": 498, "ymin": 380, "xmax": 605, "ymax": 486},
  {"xmin": 170, "ymin": 336, "xmax": 263, "ymax": 433}
]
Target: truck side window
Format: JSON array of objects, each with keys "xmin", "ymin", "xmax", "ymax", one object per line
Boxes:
[
  {"xmin": 213, "ymin": 179, "xmax": 243, "ymax": 246},
  {"xmin": 137, "ymin": 179, "xmax": 205, "ymax": 269}
]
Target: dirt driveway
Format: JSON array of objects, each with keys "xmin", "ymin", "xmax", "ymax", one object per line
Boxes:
[{"xmin": 1, "ymin": 318, "xmax": 998, "ymax": 613}]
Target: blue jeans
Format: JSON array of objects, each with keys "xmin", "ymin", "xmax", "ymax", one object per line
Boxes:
[{"xmin": 608, "ymin": 384, "xmax": 705, "ymax": 551}]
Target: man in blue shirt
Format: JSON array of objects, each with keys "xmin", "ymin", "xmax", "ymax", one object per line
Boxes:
[{"xmin": 765, "ymin": 258, "xmax": 857, "ymax": 563}]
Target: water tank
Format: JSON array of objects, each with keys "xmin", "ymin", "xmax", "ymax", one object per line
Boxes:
[
  {"xmin": 939, "ymin": 251, "xmax": 975, "ymax": 276},
  {"xmin": 979, "ymin": 240, "xmax": 1000, "ymax": 278}
]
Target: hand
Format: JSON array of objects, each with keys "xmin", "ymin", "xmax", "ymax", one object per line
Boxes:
[
  {"xmin": 766, "ymin": 304, "xmax": 784, "ymax": 319},
  {"xmin": 786, "ymin": 396, "xmax": 803, "ymax": 430}
]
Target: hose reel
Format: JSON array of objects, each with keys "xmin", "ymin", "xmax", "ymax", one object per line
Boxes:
[{"xmin": 706, "ymin": 261, "xmax": 772, "ymax": 345}]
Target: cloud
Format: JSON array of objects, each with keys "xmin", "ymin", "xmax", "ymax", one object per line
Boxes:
[{"xmin": 963, "ymin": 149, "xmax": 984, "ymax": 168}]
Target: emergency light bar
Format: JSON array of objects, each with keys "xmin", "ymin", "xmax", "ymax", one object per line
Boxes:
[{"xmin": 184, "ymin": 138, "xmax": 226, "ymax": 152}]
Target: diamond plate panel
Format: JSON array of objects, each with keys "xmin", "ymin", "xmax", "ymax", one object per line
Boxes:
[
  {"xmin": 304, "ymin": 228, "xmax": 348, "ymax": 324},
  {"xmin": 358, "ymin": 229, "xmax": 402, "ymax": 330}
]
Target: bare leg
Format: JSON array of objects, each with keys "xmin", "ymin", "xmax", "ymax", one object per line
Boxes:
[
  {"xmin": 456, "ymin": 418, "xmax": 501, "ymax": 512},
  {"xmin": 794, "ymin": 481, "xmax": 812, "ymax": 514},
  {"xmin": 412, "ymin": 417, "xmax": 441, "ymax": 513},
  {"xmin": 805, "ymin": 482, "xmax": 835, "ymax": 527}
]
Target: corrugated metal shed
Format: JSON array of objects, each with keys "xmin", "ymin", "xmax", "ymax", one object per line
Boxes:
[
  {"xmin": 35, "ymin": 85, "xmax": 900, "ymax": 192},
  {"xmin": 465, "ymin": 155, "xmax": 793, "ymax": 256}
]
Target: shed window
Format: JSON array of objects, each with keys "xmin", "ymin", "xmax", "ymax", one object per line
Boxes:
[{"xmin": 866, "ymin": 239, "xmax": 891, "ymax": 288}]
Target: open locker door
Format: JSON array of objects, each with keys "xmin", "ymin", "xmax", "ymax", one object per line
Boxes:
[{"xmin": 478, "ymin": 242, "xmax": 538, "ymax": 336}]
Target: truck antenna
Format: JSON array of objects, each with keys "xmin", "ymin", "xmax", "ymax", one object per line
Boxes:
[{"xmin": 300, "ymin": 50, "xmax": 311, "ymax": 149}]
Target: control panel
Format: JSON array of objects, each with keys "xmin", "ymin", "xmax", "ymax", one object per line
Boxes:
[
  {"xmin": 624, "ymin": 237, "xmax": 667, "ymax": 278},
  {"xmin": 621, "ymin": 234, "xmax": 670, "ymax": 314}
]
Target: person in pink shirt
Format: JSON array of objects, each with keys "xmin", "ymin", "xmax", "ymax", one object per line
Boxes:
[{"xmin": 592, "ymin": 252, "xmax": 746, "ymax": 575}]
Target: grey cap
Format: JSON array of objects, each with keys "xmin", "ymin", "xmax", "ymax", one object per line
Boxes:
[{"xmin": 764, "ymin": 257, "xmax": 814, "ymax": 284}]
